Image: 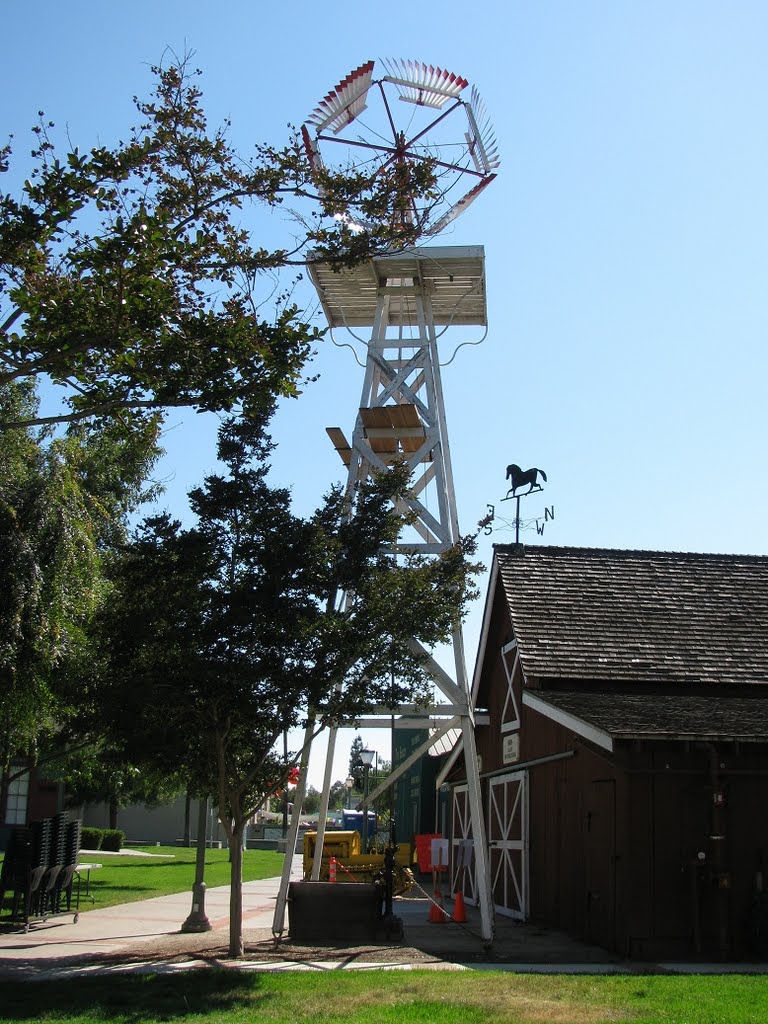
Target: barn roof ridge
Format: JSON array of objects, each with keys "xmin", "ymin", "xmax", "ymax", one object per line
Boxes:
[{"xmin": 494, "ymin": 543, "xmax": 768, "ymax": 564}]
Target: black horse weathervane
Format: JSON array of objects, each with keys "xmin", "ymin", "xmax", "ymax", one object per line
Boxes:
[
  {"xmin": 505, "ymin": 463, "xmax": 547, "ymax": 497},
  {"xmin": 481, "ymin": 462, "xmax": 555, "ymax": 544}
]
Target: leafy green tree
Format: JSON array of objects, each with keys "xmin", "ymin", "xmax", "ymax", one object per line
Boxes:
[
  {"xmin": 348, "ymin": 735, "xmax": 365, "ymax": 781},
  {"xmin": 301, "ymin": 787, "xmax": 322, "ymax": 816},
  {"xmin": 0, "ymin": 57, "xmax": 436, "ymax": 434},
  {"xmin": 371, "ymin": 758, "xmax": 393, "ymax": 818},
  {"xmin": 0, "ymin": 381, "xmax": 160, "ymax": 817},
  {"xmin": 96, "ymin": 411, "xmax": 479, "ymax": 957},
  {"xmin": 62, "ymin": 744, "xmax": 184, "ymax": 830},
  {"xmin": 0, "ymin": 53, "xmax": 441, "ymax": 831},
  {"xmin": 328, "ymin": 779, "xmax": 349, "ymax": 811}
]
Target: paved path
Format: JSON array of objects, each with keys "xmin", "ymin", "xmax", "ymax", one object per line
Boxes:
[
  {"xmin": 3, "ymin": 856, "xmax": 768, "ymax": 977},
  {"xmin": 0, "ymin": 856, "xmax": 304, "ymax": 963}
]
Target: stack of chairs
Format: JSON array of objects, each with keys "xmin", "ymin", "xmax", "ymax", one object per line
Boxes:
[
  {"xmin": 0, "ymin": 814, "xmax": 83, "ymax": 926},
  {"xmin": 57, "ymin": 817, "xmax": 82, "ymax": 912},
  {"xmin": 38, "ymin": 811, "xmax": 68, "ymax": 915},
  {"xmin": 28, "ymin": 818, "xmax": 52, "ymax": 917},
  {"xmin": 0, "ymin": 827, "xmax": 34, "ymax": 922}
]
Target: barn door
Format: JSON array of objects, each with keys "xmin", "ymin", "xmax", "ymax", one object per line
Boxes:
[
  {"xmin": 451, "ymin": 784, "xmax": 477, "ymax": 903},
  {"xmin": 488, "ymin": 771, "xmax": 529, "ymax": 919}
]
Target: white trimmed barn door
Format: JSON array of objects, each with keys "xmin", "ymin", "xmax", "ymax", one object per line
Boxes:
[
  {"xmin": 488, "ymin": 772, "xmax": 528, "ymax": 919},
  {"xmin": 451, "ymin": 784, "xmax": 477, "ymax": 903}
]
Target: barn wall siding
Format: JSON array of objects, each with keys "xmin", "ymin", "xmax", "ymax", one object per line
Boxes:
[{"xmin": 520, "ymin": 722, "xmax": 768, "ymax": 958}]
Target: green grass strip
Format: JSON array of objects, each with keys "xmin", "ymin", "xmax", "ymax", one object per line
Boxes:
[{"xmin": 3, "ymin": 970, "xmax": 768, "ymax": 1024}]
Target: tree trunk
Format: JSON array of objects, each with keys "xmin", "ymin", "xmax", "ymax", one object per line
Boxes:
[
  {"xmin": 0, "ymin": 768, "xmax": 9, "ymax": 826},
  {"xmin": 228, "ymin": 824, "xmax": 244, "ymax": 957},
  {"xmin": 109, "ymin": 796, "xmax": 118, "ymax": 831}
]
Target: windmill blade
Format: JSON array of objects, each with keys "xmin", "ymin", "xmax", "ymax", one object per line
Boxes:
[
  {"xmin": 381, "ymin": 58, "xmax": 468, "ymax": 108},
  {"xmin": 306, "ymin": 60, "xmax": 376, "ymax": 134},
  {"xmin": 426, "ymin": 175, "xmax": 496, "ymax": 236},
  {"xmin": 301, "ymin": 124, "xmax": 326, "ymax": 175},
  {"xmin": 466, "ymin": 86, "xmax": 501, "ymax": 174}
]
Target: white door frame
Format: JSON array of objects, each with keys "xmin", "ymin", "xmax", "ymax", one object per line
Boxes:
[
  {"xmin": 451, "ymin": 783, "xmax": 478, "ymax": 903},
  {"xmin": 488, "ymin": 770, "xmax": 529, "ymax": 920}
]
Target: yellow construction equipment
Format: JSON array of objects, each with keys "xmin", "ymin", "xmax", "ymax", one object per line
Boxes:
[{"xmin": 302, "ymin": 831, "xmax": 414, "ymax": 895}]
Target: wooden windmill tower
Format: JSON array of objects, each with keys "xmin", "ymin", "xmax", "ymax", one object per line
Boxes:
[{"xmin": 272, "ymin": 60, "xmax": 500, "ymax": 942}]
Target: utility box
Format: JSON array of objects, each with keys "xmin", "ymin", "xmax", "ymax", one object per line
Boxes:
[
  {"xmin": 342, "ymin": 810, "xmax": 378, "ymax": 844},
  {"xmin": 288, "ymin": 881, "xmax": 380, "ymax": 942}
]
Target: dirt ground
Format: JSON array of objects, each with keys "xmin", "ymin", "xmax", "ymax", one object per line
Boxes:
[{"xmin": 0, "ymin": 914, "xmax": 629, "ymax": 981}]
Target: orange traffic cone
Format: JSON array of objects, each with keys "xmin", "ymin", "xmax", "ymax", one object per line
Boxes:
[
  {"xmin": 452, "ymin": 890, "xmax": 467, "ymax": 923},
  {"xmin": 428, "ymin": 887, "xmax": 449, "ymax": 923}
]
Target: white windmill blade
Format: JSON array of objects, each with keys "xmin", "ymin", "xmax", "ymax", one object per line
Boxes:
[
  {"xmin": 306, "ymin": 60, "xmax": 376, "ymax": 135},
  {"xmin": 426, "ymin": 175, "xmax": 496, "ymax": 236},
  {"xmin": 300, "ymin": 124, "xmax": 326, "ymax": 176},
  {"xmin": 466, "ymin": 86, "xmax": 501, "ymax": 174},
  {"xmin": 381, "ymin": 58, "xmax": 469, "ymax": 108}
]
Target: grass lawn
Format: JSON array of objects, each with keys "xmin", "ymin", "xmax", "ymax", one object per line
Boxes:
[
  {"xmin": 2, "ymin": 969, "xmax": 768, "ymax": 1024},
  {"xmin": 0, "ymin": 845, "xmax": 284, "ymax": 915}
]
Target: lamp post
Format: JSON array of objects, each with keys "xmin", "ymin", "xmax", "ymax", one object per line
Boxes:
[
  {"xmin": 359, "ymin": 748, "xmax": 375, "ymax": 854},
  {"xmin": 181, "ymin": 796, "xmax": 212, "ymax": 933},
  {"xmin": 345, "ymin": 775, "xmax": 355, "ymax": 810}
]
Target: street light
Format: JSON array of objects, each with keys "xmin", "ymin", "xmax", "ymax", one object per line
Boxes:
[
  {"xmin": 181, "ymin": 796, "xmax": 212, "ymax": 933},
  {"xmin": 345, "ymin": 775, "xmax": 355, "ymax": 810},
  {"xmin": 359, "ymin": 748, "xmax": 375, "ymax": 854}
]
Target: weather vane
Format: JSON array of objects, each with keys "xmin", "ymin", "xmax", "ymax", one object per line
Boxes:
[{"xmin": 479, "ymin": 462, "xmax": 555, "ymax": 544}]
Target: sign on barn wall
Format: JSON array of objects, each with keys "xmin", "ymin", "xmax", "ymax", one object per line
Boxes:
[{"xmin": 503, "ymin": 733, "xmax": 520, "ymax": 764}]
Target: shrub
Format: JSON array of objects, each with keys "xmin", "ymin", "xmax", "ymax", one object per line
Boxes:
[
  {"xmin": 100, "ymin": 829, "xmax": 125, "ymax": 852},
  {"xmin": 80, "ymin": 827, "xmax": 103, "ymax": 850}
]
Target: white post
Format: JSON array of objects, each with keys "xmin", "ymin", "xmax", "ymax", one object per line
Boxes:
[
  {"xmin": 461, "ymin": 716, "xmax": 494, "ymax": 942},
  {"xmin": 272, "ymin": 719, "xmax": 314, "ymax": 937},
  {"xmin": 310, "ymin": 725, "xmax": 338, "ymax": 880}
]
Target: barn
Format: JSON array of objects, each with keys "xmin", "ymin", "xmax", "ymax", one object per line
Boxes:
[{"xmin": 455, "ymin": 544, "xmax": 768, "ymax": 960}]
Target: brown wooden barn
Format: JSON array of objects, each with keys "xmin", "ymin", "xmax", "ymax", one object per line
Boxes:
[{"xmin": 453, "ymin": 544, "xmax": 768, "ymax": 960}]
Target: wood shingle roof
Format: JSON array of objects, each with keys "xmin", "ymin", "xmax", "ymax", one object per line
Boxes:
[
  {"xmin": 528, "ymin": 690, "xmax": 768, "ymax": 743},
  {"xmin": 496, "ymin": 545, "xmax": 768, "ymax": 687}
]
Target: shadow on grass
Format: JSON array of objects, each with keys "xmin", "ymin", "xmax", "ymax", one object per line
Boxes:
[
  {"xmin": 0, "ymin": 971, "xmax": 270, "ymax": 1022},
  {"xmin": 87, "ymin": 884, "xmax": 156, "ymax": 894}
]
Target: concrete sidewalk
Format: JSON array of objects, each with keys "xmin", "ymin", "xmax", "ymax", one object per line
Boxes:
[
  {"xmin": 3, "ymin": 859, "xmax": 768, "ymax": 977},
  {"xmin": 0, "ymin": 856, "xmax": 305, "ymax": 963}
]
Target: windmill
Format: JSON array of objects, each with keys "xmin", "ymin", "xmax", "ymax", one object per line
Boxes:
[{"xmin": 272, "ymin": 60, "xmax": 500, "ymax": 943}]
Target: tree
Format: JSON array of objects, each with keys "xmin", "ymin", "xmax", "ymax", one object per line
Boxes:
[
  {"xmin": 302, "ymin": 787, "xmax": 322, "ymax": 816},
  {"xmin": 0, "ymin": 57, "xmax": 437, "ymax": 434},
  {"xmin": 348, "ymin": 735, "xmax": 365, "ymax": 780},
  {"xmin": 96, "ymin": 410, "xmax": 480, "ymax": 957},
  {"xmin": 328, "ymin": 779, "xmax": 349, "ymax": 811},
  {"xmin": 0, "ymin": 381, "xmax": 160, "ymax": 818},
  {"xmin": 62, "ymin": 744, "xmax": 184, "ymax": 830},
  {"xmin": 370, "ymin": 758, "xmax": 393, "ymax": 818}
]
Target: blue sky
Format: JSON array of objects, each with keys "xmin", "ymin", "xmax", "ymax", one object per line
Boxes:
[{"xmin": 4, "ymin": 2, "xmax": 767, "ymax": 788}]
